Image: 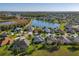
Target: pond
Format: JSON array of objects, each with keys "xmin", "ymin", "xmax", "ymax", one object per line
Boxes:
[
  {"xmin": 32, "ymin": 20, "xmax": 60, "ymax": 29},
  {"xmin": 0, "ymin": 22, "xmax": 16, "ymax": 25}
]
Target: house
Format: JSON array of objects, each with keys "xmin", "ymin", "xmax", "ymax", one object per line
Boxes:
[
  {"xmin": 56, "ymin": 36, "xmax": 72, "ymax": 44},
  {"xmin": 71, "ymin": 33, "xmax": 78, "ymax": 38},
  {"xmin": 74, "ymin": 27, "xmax": 79, "ymax": 32},
  {"xmin": 33, "ymin": 29, "xmax": 39, "ymax": 36},
  {"xmin": 27, "ymin": 26, "xmax": 33, "ymax": 32},
  {"xmin": 0, "ymin": 32, "xmax": 7, "ymax": 41},
  {"xmin": 54, "ymin": 29, "xmax": 65, "ymax": 35},
  {"xmin": 67, "ymin": 29, "xmax": 74, "ymax": 33},
  {"xmin": 24, "ymin": 26, "xmax": 33, "ymax": 32},
  {"xmin": 1, "ymin": 32, "xmax": 7, "ymax": 38},
  {"xmin": 28, "ymin": 31, "xmax": 33, "ymax": 35},
  {"xmin": 72, "ymin": 36, "xmax": 79, "ymax": 43},
  {"xmin": 43, "ymin": 27, "xmax": 51, "ymax": 33},
  {"xmin": 45, "ymin": 34, "xmax": 57, "ymax": 45},
  {"xmin": 0, "ymin": 37, "xmax": 13, "ymax": 46},
  {"xmin": 32, "ymin": 35, "xmax": 44, "ymax": 44},
  {"xmin": 27, "ymin": 26, "xmax": 33, "ymax": 35},
  {"xmin": 10, "ymin": 36, "xmax": 30, "ymax": 51},
  {"xmin": 11, "ymin": 27, "xmax": 22, "ymax": 33},
  {"xmin": 67, "ymin": 33, "xmax": 78, "ymax": 41},
  {"xmin": 65, "ymin": 24, "xmax": 72, "ymax": 29},
  {"xmin": 14, "ymin": 27, "xmax": 22, "ymax": 32},
  {"xmin": 65, "ymin": 24, "xmax": 74, "ymax": 33}
]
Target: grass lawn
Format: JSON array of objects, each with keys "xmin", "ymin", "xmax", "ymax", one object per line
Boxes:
[
  {"xmin": 31, "ymin": 45, "xmax": 79, "ymax": 56},
  {"xmin": 59, "ymin": 23, "xmax": 67, "ymax": 31},
  {"xmin": 0, "ymin": 45, "xmax": 12, "ymax": 56}
]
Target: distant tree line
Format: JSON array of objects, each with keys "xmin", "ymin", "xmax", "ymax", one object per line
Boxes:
[{"xmin": 0, "ymin": 16, "xmax": 16, "ymax": 20}]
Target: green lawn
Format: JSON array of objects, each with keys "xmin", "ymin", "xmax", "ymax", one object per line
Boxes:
[
  {"xmin": 0, "ymin": 45, "xmax": 12, "ymax": 56},
  {"xmin": 31, "ymin": 45, "xmax": 79, "ymax": 56},
  {"xmin": 59, "ymin": 23, "xmax": 66, "ymax": 31}
]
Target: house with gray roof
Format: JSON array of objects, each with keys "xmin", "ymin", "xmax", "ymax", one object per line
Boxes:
[
  {"xmin": 56, "ymin": 36, "xmax": 72, "ymax": 44},
  {"xmin": 32, "ymin": 35, "xmax": 44, "ymax": 44},
  {"xmin": 43, "ymin": 27, "xmax": 51, "ymax": 33},
  {"xmin": 73, "ymin": 36, "xmax": 79, "ymax": 43},
  {"xmin": 45, "ymin": 34, "xmax": 57, "ymax": 45},
  {"xmin": 0, "ymin": 32, "xmax": 7, "ymax": 40},
  {"xmin": 10, "ymin": 36, "xmax": 30, "ymax": 51},
  {"xmin": 65, "ymin": 24, "xmax": 74, "ymax": 33}
]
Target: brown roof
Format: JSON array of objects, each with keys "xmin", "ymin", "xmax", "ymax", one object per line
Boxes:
[{"xmin": 1, "ymin": 37, "xmax": 13, "ymax": 46}]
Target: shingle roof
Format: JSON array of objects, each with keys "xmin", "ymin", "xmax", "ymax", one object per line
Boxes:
[
  {"xmin": 33, "ymin": 35, "xmax": 44, "ymax": 43},
  {"xmin": 0, "ymin": 37, "xmax": 13, "ymax": 46},
  {"xmin": 12, "ymin": 36, "xmax": 30, "ymax": 50},
  {"xmin": 45, "ymin": 35, "xmax": 57, "ymax": 44},
  {"xmin": 57, "ymin": 36, "xmax": 72, "ymax": 44},
  {"xmin": 73, "ymin": 36, "xmax": 79, "ymax": 43}
]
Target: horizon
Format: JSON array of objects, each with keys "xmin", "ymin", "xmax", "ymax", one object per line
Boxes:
[
  {"xmin": 0, "ymin": 3, "xmax": 79, "ymax": 11},
  {"xmin": 1, "ymin": 11, "xmax": 79, "ymax": 12}
]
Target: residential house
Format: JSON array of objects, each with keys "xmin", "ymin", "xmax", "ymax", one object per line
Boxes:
[
  {"xmin": 0, "ymin": 37, "xmax": 13, "ymax": 46},
  {"xmin": 43, "ymin": 27, "xmax": 51, "ymax": 33},
  {"xmin": 45, "ymin": 34, "xmax": 57, "ymax": 45},
  {"xmin": 56, "ymin": 36, "xmax": 72, "ymax": 44},
  {"xmin": 72, "ymin": 36, "xmax": 79, "ymax": 43},
  {"xmin": 1, "ymin": 32, "xmax": 7, "ymax": 38},
  {"xmin": 65, "ymin": 25, "xmax": 74, "ymax": 33},
  {"xmin": 10, "ymin": 36, "xmax": 30, "ymax": 51},
  {"xmin": 32, "ymin": 35, "xmax": 44, "ymax": 44}
]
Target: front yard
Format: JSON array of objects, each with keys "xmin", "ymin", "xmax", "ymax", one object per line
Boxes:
[{"xmin": 31, "ymin": 45, "xmax": 79, "ymax": 56}]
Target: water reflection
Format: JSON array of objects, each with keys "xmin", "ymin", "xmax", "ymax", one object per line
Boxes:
[{"xmin": 32, "ymin": 20, "xmax": 60, "ymax": 28}]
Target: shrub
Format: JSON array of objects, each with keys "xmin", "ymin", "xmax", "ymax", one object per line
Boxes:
[
  {"xmin": 26, "ymin": 45, "xmax": 35, "ymax": 54},
  {"xmin": 35, "ymin": 44, "xmax": 44, "ymax": 50},
  {"xmin": 0, "ymin": 45, "xmax": 12, "ymax": 56}
]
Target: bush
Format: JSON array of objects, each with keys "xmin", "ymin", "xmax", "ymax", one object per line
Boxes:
[
  {"xmin": 35, "ymin": 44, "xmax": 44, "ymax": 50},
  {"xmin": 0, "ymin": 45, "xmax": 12, "ymax": 56},
  {"xmin": 26, "ymin": 45, "xmax": 35, "ymax": 54}
]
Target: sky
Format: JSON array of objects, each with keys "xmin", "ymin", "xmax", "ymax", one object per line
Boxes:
[{"xmin": 0, "ymin": 3, "xmax": 79, "ymax": 11}]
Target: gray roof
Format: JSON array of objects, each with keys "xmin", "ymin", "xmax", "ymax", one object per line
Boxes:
[
  {"xmin": 33, "ymin": 35, "xmax": 44, "ymax": 43},
  {"xmin": 44, "ymin": 28, "xmax": 51, "ymax": 33},
  {"xmin": 56, "ymin": 36, "xmax": 72, "ymax": 44},
  {"xmin": 1, "ymin": 32, "xmax": 7, "ymax": 37},
  {"xmin": 27, "ymin": 26, "xmax": 32, "ymax": 32},
  {"xmin": 73, "ymin": 36, "xmax": 79, "ymax": 43},
  {"xmin": 45, "ymin": 35, "xmax": 57, "ymax": 44},
  {"xmin": 11, "ymin": 37, "xmax": 30, "ymax": 50},
  {"xmin": 15, "ymin": 27, "xmax": 22, "ymax": 31}
]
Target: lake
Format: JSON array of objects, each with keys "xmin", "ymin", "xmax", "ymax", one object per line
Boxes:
[
  {"xmin": 0, "ymin": 22, "xmax": 16, "ymax": 25},
  {"xmin": 0, "ymin": 20, "xmax": 60, "ymax": 29},
  {"xmin": 32, "ymin": 20, "xmax": 60, "ymax": 29}
]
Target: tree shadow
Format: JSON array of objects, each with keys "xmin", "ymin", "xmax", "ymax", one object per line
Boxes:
[
  {"xmin": 43, "ymin": 44, "xmax": 60, "ymax": 52},
  {"xmin": 48, "ymin": 46, "xmax": 59, "ymax": 52},
  {"xmin": 67, "ymin": 46, "xmax": 79, "ymax": 52}
]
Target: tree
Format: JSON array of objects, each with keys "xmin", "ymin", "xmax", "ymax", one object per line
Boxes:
[{"xmin": 0, "ymin": 45, "xmax": 12, "ymax": 56}]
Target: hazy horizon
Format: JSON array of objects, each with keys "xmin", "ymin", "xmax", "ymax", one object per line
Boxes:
[{"xmin": 0, "ymin": 3, "xmax": 79, "ymax": 11}]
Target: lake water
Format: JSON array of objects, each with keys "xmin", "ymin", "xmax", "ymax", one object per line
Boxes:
[
  {"xmin": 0, "ymin": 20, "xmax": 60, "ymax": 29},
  {"xmin": 32, "ymin": 20, "xmax": 60, "ymax": 28},
  {"xmin": 0, "ymin": 22, "xmax": 16, "ymax": 25}
]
